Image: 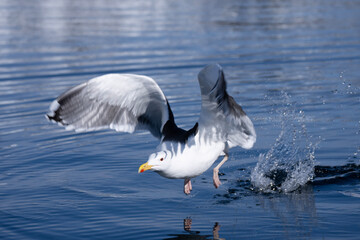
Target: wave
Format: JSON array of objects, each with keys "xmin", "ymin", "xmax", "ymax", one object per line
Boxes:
[{"xmin": 313, "ymin": 164, "xmax": 360, "ymax": 185}]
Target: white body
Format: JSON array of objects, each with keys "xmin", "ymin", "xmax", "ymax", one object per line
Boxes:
[{"xmin": 156, "ymin": 135, "xmax": 226, "ymax": 179}]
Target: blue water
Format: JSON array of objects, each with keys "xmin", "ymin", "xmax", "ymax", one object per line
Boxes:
[{"xmin": 1, "ymin": 0, "xmax": 360, "ymax": 239}]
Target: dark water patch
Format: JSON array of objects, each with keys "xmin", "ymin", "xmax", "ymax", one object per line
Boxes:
[
  {"xmin": 264, "ymin": 169, "xmax": 288, "ymax": 189},
  {"xmin": 312, "ymin": 164, "xmax": 360, "ymax": 186},
  {"xmin": 213, "ymin": 163, "xmax": 360, "ymax": 205},
  {"xmin": 315, "ymin": 163, "xmax": 360, "ymax": 178}
]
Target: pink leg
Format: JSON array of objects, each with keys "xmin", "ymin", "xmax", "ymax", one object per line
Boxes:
[
  {"xmin": 213, "ymin": 154, "xmax": 228, "ymax": 188},
  {"xmin": 184, "ymin": 218, "xmax": 192, "ymax": 232},
  {"xmin": 213, "ymin": 222, "xmax": 221, "ymax": 239},
  {"xmin": 184, "ymin": 178, "xmax": 192, "ymax": 194}
]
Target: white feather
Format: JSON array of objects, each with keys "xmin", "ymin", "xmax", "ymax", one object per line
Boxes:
[{"xmin": 47, "ymin": 74, "xmax": 170, "ymax": 138}]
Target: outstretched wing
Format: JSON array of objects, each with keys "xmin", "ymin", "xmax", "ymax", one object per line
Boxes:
[
  {"xmin": 47, "ymin": 74, "xmax": 170, "ymax": 139},
  {"xmin": 197, "ymin": 64, "xmax": 256, "ymax": 149}
]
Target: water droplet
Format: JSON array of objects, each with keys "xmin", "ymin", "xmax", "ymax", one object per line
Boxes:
[{"xmin": 251, "ymin": 92, "xmax": 316, "ymax": 193}]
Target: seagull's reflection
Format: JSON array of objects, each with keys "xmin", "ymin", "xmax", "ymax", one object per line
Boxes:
[
  {"xmin": 164, "ymin": 218, "xmax": 225, "ymax": 240},
  {"xmin": 255, "ymin": 184, "xmax": 318, "ymax": 239},
  {"xmin": 213, "ymin": 176, "xmax": 318, "ymax": 238}
]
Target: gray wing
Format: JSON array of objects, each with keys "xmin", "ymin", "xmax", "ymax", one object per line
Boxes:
[
  {"xmin": 47, "ymin": 74, "xmax": 170, "ymax": 139},
  {"xmin": 197, "ymin": 64, "xmax": 256, "ymax": 149}
]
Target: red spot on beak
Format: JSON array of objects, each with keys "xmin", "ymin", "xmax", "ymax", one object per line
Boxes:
[{"xmin": 140, "ymin": 169, "xmax": 145, "ymax": 173}]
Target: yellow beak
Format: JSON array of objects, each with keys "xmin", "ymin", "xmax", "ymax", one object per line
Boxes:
[{"xmin": 138, "ymin": 162, "xmax": 153, "ymax": 173}]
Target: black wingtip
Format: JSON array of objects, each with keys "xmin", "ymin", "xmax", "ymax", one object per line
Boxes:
[
  {"xmin": 46, "ymin": 100, "xmax": 64, "ymax": 124},
  {"xmin": 188, "ymin": 122, "xmax": 198, "ymax": 137},
  {"xmin": 162, "ymin": 121, "xmax": 198, "ymax": 144},
  {"xmin": 46, "ymin": 113, "xmax": 62, "ymax": 123}
]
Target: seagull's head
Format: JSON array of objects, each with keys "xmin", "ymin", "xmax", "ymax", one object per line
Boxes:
[{"xmin": 138, "ymin": 150, "xmax": 172, "ymax": 174}]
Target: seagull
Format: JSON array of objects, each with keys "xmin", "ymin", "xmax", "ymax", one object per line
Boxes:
[{"xmin": 47, "ymin": 64, "xmax": 256, "ymax": 194}]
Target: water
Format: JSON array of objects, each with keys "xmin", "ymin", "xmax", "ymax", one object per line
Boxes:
[
  {"xmin": 1, "ymin": 0, "xmax": 360, "ymax": 239},
  {"xmin": 251, "ymin": 92, "xmax": 317, "ymax": 193}
]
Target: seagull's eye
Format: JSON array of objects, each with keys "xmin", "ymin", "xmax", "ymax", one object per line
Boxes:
[{"xmin": 160, "ymin": 158, "xmax": 164, "ymax": 161}]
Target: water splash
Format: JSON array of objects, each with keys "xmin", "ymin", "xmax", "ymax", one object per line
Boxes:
[{"xmin": 251, "ymin": 92, "xmax": 317, "ymax": 193}]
